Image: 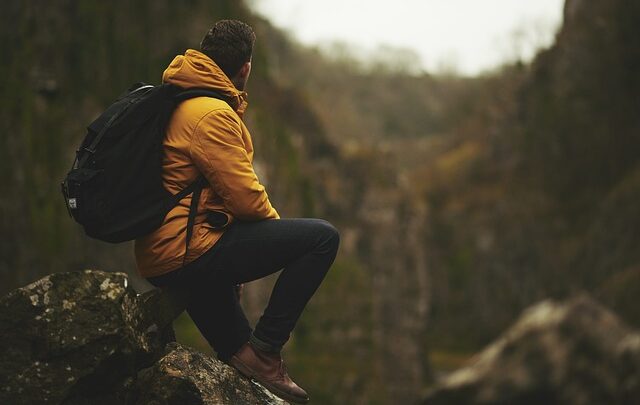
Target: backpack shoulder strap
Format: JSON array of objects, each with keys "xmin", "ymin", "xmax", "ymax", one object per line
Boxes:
[
  {"xmin": 182, "ymin": 176, "xmax": 206, "ymax": 267},
  {"xmin": 174, "ymin": 88, "xmax": 232, "ymax": 106}
]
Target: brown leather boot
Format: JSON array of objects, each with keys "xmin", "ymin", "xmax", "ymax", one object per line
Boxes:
[{"xmin": 229, "ymin": 342, "xmax": 310, "ymax": 404}]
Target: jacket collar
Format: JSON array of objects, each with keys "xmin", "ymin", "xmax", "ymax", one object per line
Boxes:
[{"xmin": 162, "ymin": 49, "xmax": 248, "ymax": 116}]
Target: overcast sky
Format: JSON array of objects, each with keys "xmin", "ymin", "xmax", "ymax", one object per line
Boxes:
[{"xmin": 249, "ymin": 0, "xmax": 565, "ymax": 75}]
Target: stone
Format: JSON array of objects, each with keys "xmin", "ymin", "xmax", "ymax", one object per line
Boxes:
[
  {"xmin": 422, "ymin": 295, "xmax": 640, "ymax": 405},
  {"xmin": 0, "ymin": 270, "xmax": 174, "ymax": 404},
  {"xmin": 129, "ymin": 342, "xmax": 288, "ymax": 405},
  {"xmin": 0, "ymin": 270, "xmax": 289, "ymax": 404}
]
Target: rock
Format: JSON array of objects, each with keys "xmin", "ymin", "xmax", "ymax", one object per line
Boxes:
[
  {"xmin": 0, "ymin": 270, "xmax": 289, "ymax": 405},
  {"xmin": 0, "ymin": 270, "xmax": 174, "ymax": 404},
  {"xmin": 422, "ymin": 294, "xmax": 640, "ymax": 405},
  {"xmin": 129, "ymin": 342, "xmax": 288, "ymax": 405}
]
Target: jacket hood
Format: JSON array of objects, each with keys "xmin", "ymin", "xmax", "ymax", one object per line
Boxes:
[{"xmin": 162, "ymin": 49, "xmax": 248, "ymax": 115}]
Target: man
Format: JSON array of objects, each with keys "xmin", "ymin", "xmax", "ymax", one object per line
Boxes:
[{"xmin": 135, "ymin": 20, "xmax": 339, "ymax": 404}]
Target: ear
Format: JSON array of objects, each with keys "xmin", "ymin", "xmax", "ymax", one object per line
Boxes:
[{"xmin": 238, "ymin": 61, "xmax": 252, "ymax": 80}]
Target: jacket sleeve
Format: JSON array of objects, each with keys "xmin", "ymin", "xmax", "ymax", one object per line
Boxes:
[{"xmin": 190, "ymin": 108, "xmax": 279, "ymax": 221}]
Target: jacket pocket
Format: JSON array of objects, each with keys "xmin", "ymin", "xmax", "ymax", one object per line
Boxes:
[{"xmin": 205, "ymin": 210, "xmax": 231, "ymax": 230}]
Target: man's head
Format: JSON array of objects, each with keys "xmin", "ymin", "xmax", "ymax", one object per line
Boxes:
[{"xmin": 200, "ymin": 20, "xmax": 255, "ymax": 91}]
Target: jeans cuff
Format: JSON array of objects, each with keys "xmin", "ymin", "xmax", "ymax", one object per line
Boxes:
[{"xmin": 250, "ymin": 332, "xmax": 282, "ymax": 353}]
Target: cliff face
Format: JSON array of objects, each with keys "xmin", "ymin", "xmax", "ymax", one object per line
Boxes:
[
  {"xmin": 403, "ymin": 0, "xmax": 640, "ymax": 352},
  {"xmin": 521, "ymin": 0, "xmax": 640, "ymax": 205}
]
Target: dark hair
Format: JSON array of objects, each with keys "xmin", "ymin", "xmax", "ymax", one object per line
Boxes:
[{"xmin": 200, "ymin": 20, "xmax": 255, "ymax": 78}]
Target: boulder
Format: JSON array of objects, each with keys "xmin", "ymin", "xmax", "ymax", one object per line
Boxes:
[
  {"xmin": 0, "ymin": 270, "xmax": 287, "ymax": 404},
  {"xmin": 423, "ymin": 295, "xmax": 640, "ymax": 405}
]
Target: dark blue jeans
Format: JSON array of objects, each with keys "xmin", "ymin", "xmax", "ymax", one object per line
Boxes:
[{"xmin": 147, "ymin": 218, "xmax": 340, "ymax": 361}]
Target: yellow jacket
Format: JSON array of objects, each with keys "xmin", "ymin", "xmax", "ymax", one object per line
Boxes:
[{"xmin": 135, "ymin": 49, "xmax": 279, "ymax": 278}]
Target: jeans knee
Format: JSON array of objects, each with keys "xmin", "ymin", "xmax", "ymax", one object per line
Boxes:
[{"xmin": 315, "ymin": 219, "xmax": 340, "ymax": 252}]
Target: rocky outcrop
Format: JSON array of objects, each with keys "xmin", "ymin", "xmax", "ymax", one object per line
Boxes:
[
  {"xmin": 422, "ymin": 295, "xmax": 640, "ymax": 405},
  {"xmin": 130, "ymin": 343, "xmax": 287, "ymax": 404},
  {"xmin": 0, "ymin": 270, "xmax": 287, "ymax": 404}
]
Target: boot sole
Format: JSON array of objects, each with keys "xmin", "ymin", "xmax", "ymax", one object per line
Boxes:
[{"xmin": 230, "ymin": 356, "xmax": 310, "ymax": 404}]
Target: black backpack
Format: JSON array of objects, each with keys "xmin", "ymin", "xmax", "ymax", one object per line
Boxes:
[{"xmin": 61, "ymin": 82, "xmax": 227, "ymax": 252}]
